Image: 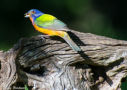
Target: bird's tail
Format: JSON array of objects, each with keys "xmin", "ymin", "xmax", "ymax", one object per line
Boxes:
[{"xmin": 62, "ymin": 32, "xmax": 81, "ymax": 52}]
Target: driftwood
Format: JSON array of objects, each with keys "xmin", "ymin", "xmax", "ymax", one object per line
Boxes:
[{"xmin": 0, "ymin": 30, "xmax": 127, "ymax": 90}]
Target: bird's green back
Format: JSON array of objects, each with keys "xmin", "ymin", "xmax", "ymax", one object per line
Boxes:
[{"xmin": 34, "ymin": 14, "xmax": 67, "ymax": 30}]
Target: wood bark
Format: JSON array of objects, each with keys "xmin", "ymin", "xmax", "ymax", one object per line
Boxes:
[{"xmin": 0, "ymin": 30, "xmax": 127, "ymax": 90}]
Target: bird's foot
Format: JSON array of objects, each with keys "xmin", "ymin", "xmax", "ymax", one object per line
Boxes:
[
  {"xmin": 42, "ymin": 35, "xmax": 50, "ymax": 38},
  {"xmin": 38, "ymin": 35, "xmax": 50, "ymax": 41}
]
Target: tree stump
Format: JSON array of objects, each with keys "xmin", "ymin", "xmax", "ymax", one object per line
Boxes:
[{"xmin": 0, "ymin": 30, "xmax": 127, "ymax": 90}]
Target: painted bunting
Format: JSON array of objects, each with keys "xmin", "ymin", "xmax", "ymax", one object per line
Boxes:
[{"xmin": 24, "ymin": 9, "xmax": 81, "ymax": 51}]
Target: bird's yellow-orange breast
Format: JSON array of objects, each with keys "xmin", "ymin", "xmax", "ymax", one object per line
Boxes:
[{"xmin": 33, "ymin": 24, "xmax": 65, "ymax": 37}]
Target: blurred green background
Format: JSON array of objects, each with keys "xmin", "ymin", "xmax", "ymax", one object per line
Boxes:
[{"xmin": 0, "ymin": 0, "xmax": 127, "ymax": 89}]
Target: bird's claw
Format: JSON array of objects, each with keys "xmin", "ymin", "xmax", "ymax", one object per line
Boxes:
[
  {"xmin": 39, "ymin": 35, "xmax": 50, "ymax": 41},
  {"xmin": 41, "ymin": 36, "xmax": 45, "ymax": 41}
]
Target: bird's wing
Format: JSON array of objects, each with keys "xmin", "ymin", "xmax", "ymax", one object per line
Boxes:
[{"xmin": 34, "ymin": 14, "xmax": 68, "ymax": 31}]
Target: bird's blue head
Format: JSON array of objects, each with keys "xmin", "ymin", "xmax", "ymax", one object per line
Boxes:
[{"xmin": 24, "ymin": 9, "xmax": 44, "ymax": 20}]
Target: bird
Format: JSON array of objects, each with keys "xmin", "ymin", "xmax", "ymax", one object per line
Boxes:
[{"xmin": 24, "ymin": 9, "xmax": 81, "ymax": 51}]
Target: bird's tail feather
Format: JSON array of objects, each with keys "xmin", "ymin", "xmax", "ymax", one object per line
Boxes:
[{"xmin": 63, "ymin": 33, "xmax": 81, "ymax": 51}]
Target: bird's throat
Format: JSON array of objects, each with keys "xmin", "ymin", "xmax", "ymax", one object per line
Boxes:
[{"xmin": 30, "ymin": 17, "xmax": 34, "ymax": 25}]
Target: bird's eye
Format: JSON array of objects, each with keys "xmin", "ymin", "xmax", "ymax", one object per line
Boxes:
[{"xmin": 32, "ymin": 10, "xmax": 35, "ymax": 14}]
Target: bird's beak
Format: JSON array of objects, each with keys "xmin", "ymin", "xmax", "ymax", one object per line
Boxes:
[{"xmin": 24, "ymin": 13, "xmax": 30, "ymax": 17}]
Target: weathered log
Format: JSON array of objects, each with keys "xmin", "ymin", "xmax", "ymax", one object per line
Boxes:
[{"xmin": 0, "ymin": 30, "xmax": 127, "ymax": 90}]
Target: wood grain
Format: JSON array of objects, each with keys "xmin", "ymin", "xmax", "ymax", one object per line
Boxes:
[{"xmin": 0, "ymin": 30, "xmax": 127, "ymax": 90}]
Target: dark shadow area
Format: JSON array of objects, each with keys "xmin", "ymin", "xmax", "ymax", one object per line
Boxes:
[
  {"xmin": 67, "ymin": 31, "xmax": 86, "ymax": 46},
  {"xmin": 106, "ymin": 76, "xmax": 113, "ymax": 86},
  {"xmin": 20, "ymin": 66, "xmax": 48, "ymax": 77},
  {"xmin": 90, "ymin": 66, "xmax": 107, "ymax": 82},
  {"xmin": 91, "ymin": 66, "xmax": 107, "ymax": 90},
  {"xmin": 121, "ymin": 77, "xmax": 126, "ymax": 83}
]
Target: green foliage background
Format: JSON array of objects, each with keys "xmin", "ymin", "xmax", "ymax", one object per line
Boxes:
[{"xmin": 0, "ymin": 0, "xmax": 127, "ymax": 89}]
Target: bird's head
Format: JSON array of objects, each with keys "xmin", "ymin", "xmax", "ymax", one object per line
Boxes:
[{"xmin": 24, "ymin": 9, "xmax": 44, "ymax": 18}]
